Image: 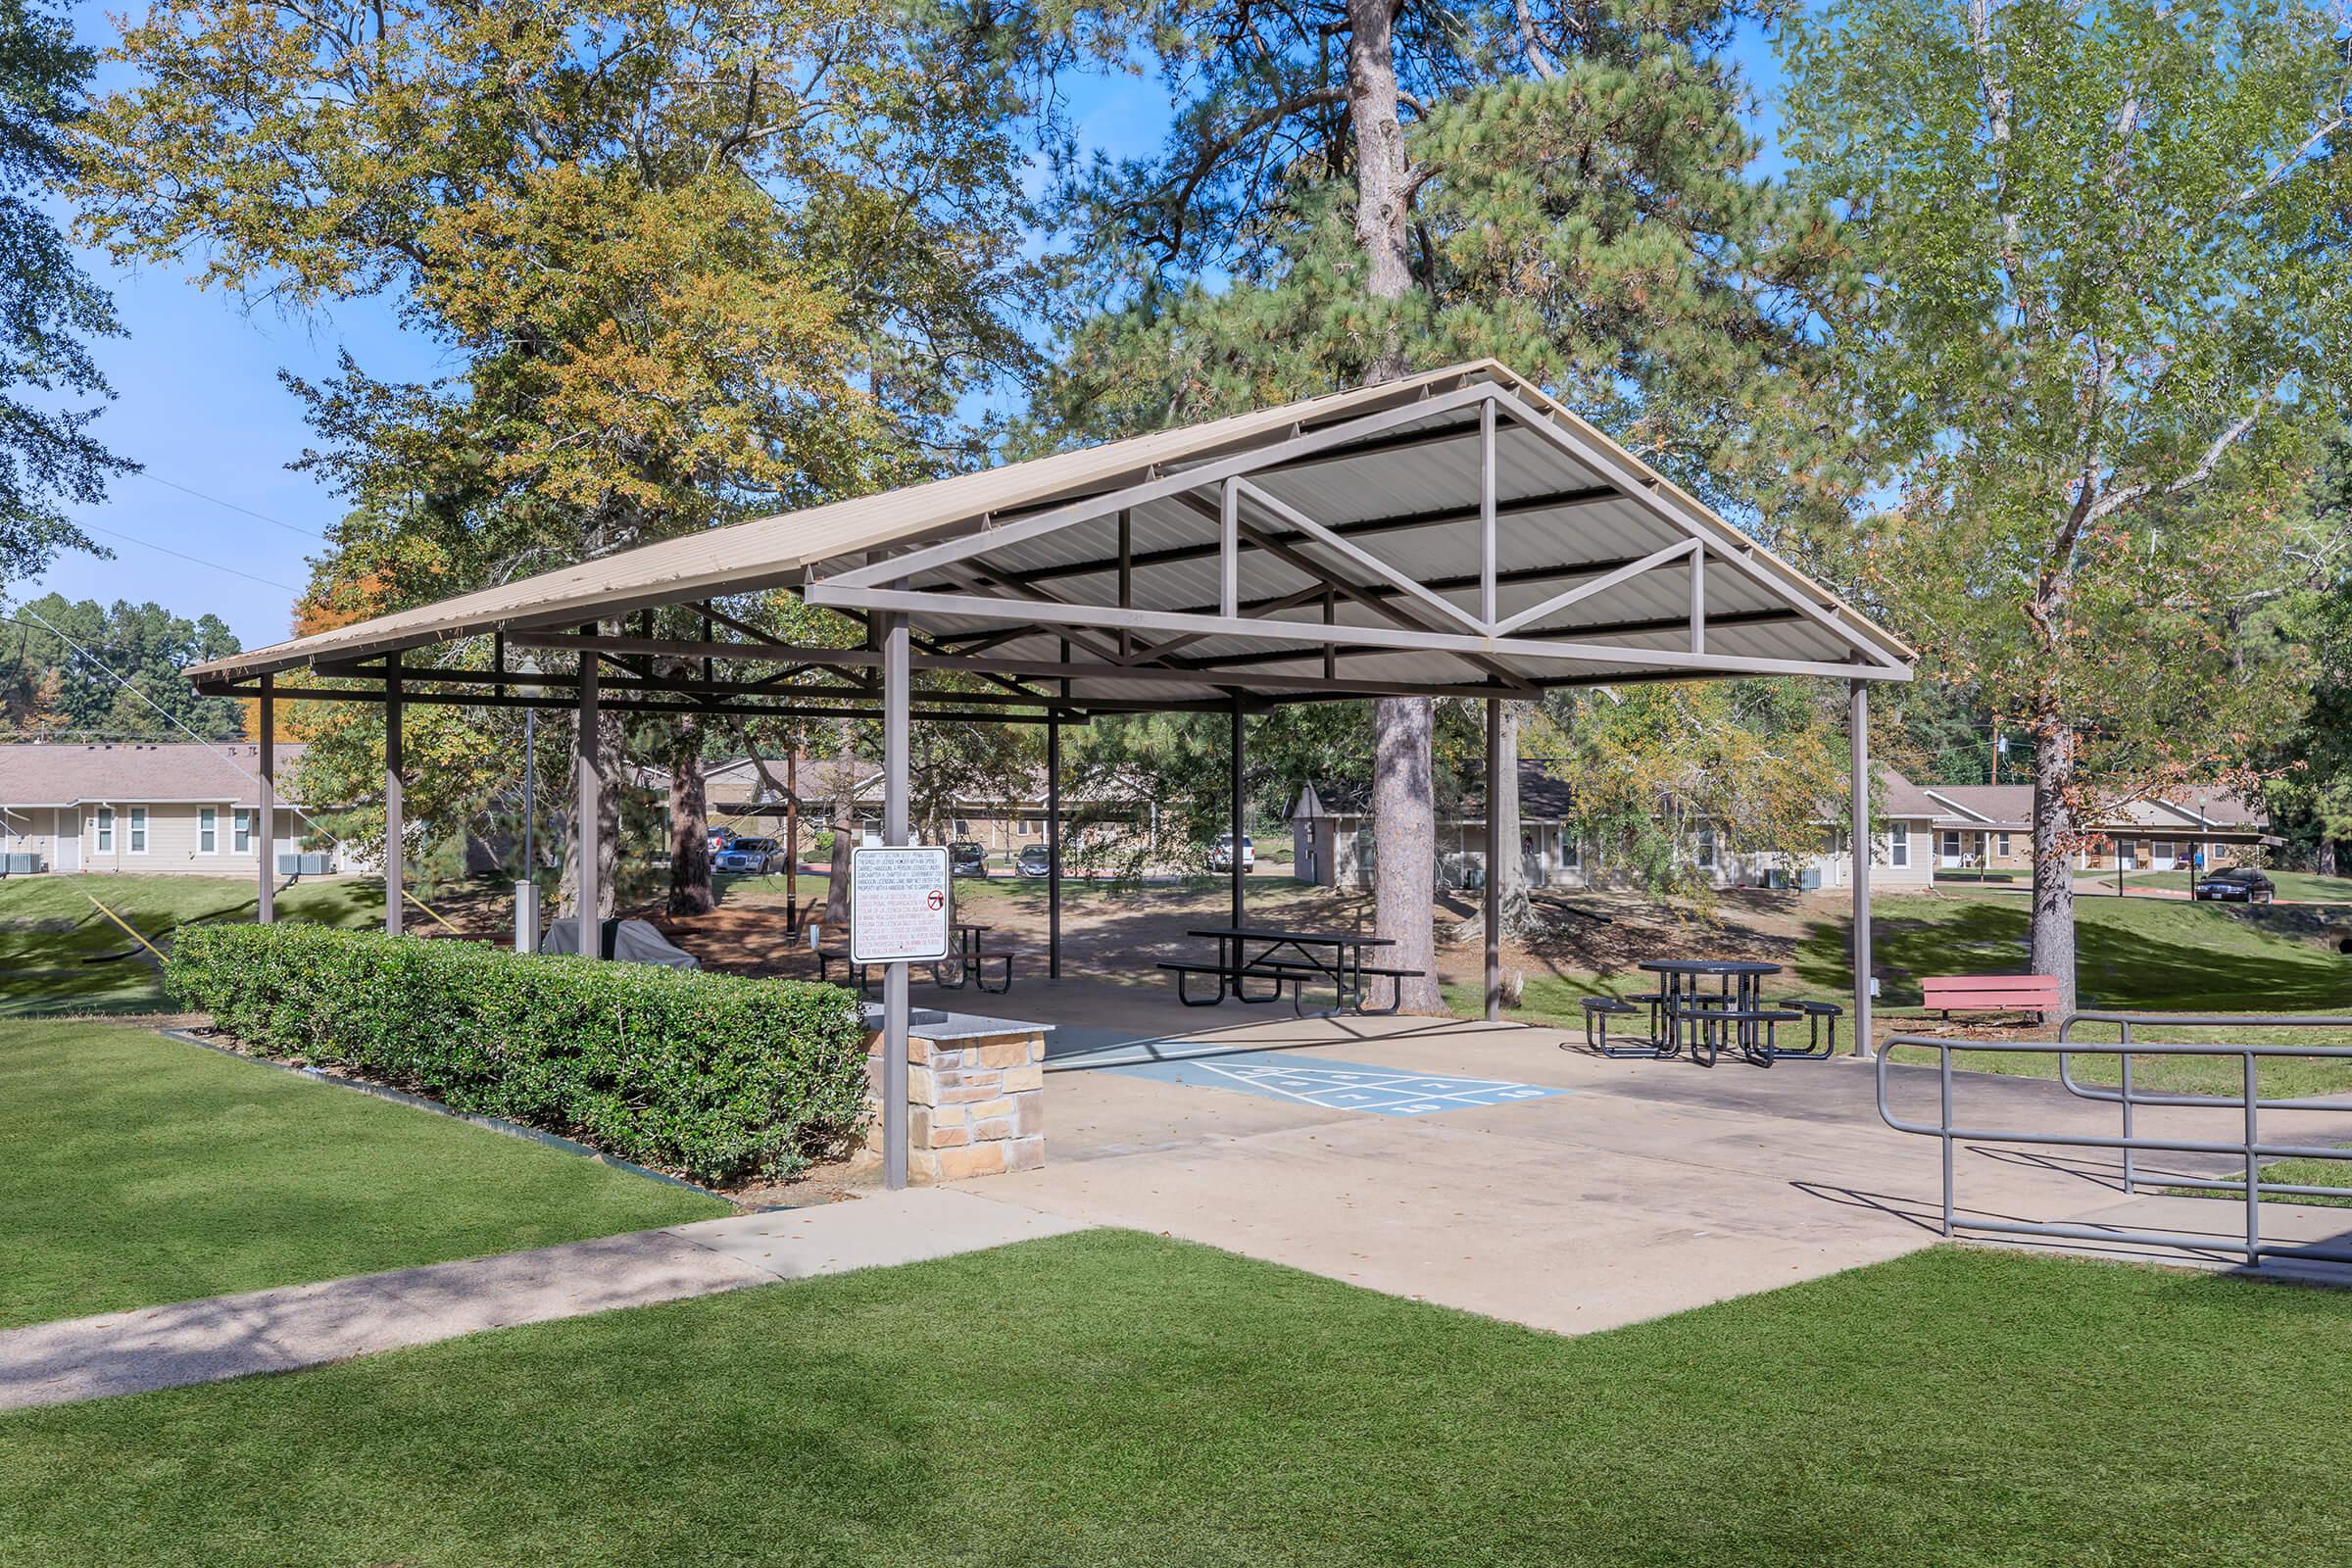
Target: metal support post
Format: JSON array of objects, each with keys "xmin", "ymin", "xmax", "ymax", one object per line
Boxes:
[
  {"xmin": 882, "ymin": 608, "xmax": 911, "ymax": 1192},
  {"xmin": 257, "ymin": 674, "xmax": 274, "ymax": 924},
  {"xmin": 1229, "ymin": 692, "xmax": 1246, "ymax": 931},
  {"xmin": 576, "ymin": 641, "xmax": 601, "ymax": 956},
  {"xmin": 785, "ymin": 748, "xmax": 800, "ymax": 936},
  {"xmin": 1850, "ymin": 678, "xmax": 1872, "ymax": 1056},
  {"xmin": 384, "ymin": 654, "xmax": 404, "ymax": 936},
  {"xmin": 1485, "ymin": 695, "xmax": 1502, "ymax": 1022},
  {"xmin": 1047, "ymin": 715, "xmax": 1062, "ymax": 979}
]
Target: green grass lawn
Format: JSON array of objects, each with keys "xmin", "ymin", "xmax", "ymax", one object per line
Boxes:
[
  {"xmin": 2, "ymin": 1235, "xmax": 2345, "ymax": 1566},
  {"xmin": 0, "ymin": 1020, "xmax": 725, "ymax": 1328},
  {"xmin": 0, "ymin": 874, "xmax": 388, "ymax": 1016},
  {"xmin": 1794, "ymin": 890, "xmax": 2352, "ymax": 1012}
]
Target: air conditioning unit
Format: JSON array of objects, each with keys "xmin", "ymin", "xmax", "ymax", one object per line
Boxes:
[
  {"xmin": 276, "ymin": 852, "xmax": 332, "ymax": 876},
  {"xmin": 1, "ymin": 853, "xmax": 43, "ymax": 875}
]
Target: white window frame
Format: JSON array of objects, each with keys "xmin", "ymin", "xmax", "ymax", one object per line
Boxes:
[
  {"xmin": 128, "ymin": 807, "xmax": 149, "ymax": 855},
  {"xmin": 233, "ymin": 808, "xmax": 255, "ymax": 854},
  {"xmin": 1940, "ymin": 829, "xmax": 1962, "ymax": 861},
  {"xmin": 1558, "ymin": 833, "xmax": 1581, "ymax": 871},
  {"xmin": 1693, "ymin": 823, "xmax": 1717, "ymax": 870},
  {"xmin": 199, "ymin": 807, "xmax": 219, "ymax": 855},
  {"xmin": 1890, "ymin": 821, "xmax": 1910, "ymax": 867},
  {"xmin": 1997, "ymin": 832, "xmax": 2011, "ymax": 857},
  {"xmin": 95, "ymin": 807, "xmax": 115, "ymax": 853}
]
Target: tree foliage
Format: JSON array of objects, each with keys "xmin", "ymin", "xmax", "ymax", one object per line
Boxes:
[
  {"xmin": 1783, "ymin": 0, "xmax": 2352, "ymax": 1004},
  {"xmin": 79, "ymin": 0, "xmax": 1044, "ymax": 908},
  {"xmin": 0, "ymin": 592, "xmax": 242, "ymax": 741},
  {"xmin": 0, "ymin": 0, "xmax": 127, "ymax": 585}
]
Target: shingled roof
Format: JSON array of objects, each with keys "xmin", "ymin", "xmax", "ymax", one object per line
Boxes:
[{"xmin": 0, "ymin": 743, "xmax": 308, "ymax": 808}]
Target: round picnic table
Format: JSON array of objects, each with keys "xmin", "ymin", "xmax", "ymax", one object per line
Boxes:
[{"xmin": 1637, "ymin": 958, "xmax": 1785, "ymax": 1065}]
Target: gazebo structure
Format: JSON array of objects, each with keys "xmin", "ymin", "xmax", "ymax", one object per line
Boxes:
[{"xmin": 189, "ymin": 360, "xmax": 1914, "ymax": 1189}]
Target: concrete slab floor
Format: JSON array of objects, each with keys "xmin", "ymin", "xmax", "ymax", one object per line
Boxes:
[{"xmin": 978, "ymin": 1011, "xmax": 2352, "ymax": 1336}]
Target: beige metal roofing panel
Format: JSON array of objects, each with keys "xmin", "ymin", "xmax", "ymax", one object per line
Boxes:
[
  {"xmin": 189, "ymin": 365, "xmax": 1500, "ymax": 683},
  {"xmin": 188, "ymin": 357, "xmax": 1913, "ymax": 693}
]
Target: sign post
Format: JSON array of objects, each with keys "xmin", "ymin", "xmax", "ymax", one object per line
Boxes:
[{"xmin": 850, "ymin": 845, "xmax": 954, "ymax": 966}]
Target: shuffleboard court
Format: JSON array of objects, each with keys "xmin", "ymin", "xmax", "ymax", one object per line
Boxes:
[{"xmin": 1107, "ymin": 1052, "xmax": 1571, "ymax": 1117}]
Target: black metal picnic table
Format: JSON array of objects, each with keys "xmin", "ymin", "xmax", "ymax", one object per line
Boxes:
[
  {"xmin": 1637, "ymin": 957, "xmax": 1790, "ymax": 1067},
  {"xmin": 1175, "ymin": 926, "xmax": 1402, "ymax": 1015},
  {"xmin": 930, "ymin": 922, "xmax": 1012, "ymax": 993}
]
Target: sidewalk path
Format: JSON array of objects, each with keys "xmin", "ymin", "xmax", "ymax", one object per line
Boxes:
[{"xmin": 0, "ymin": 1189, "xmax": 1091, "ymax": 1410}]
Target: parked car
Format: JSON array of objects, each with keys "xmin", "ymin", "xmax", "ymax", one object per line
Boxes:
[
  {"xmin": 2192, "ymin": 866, "xmax": 2276, "ymax": 904},
  {"xmin": 949, "ymin": 841, "xmax": 989, "ymax": 877},
  {"xmin": 712, "ymin": 836, "xmax": 787, "ymax": 875},
  {"xmin": 1207, "ymin": 833, "xmax": 1254, "ymax": 873},
  {"xmin": 1015, "ymin": 844, "xmax": 1055, "ymax": 878}
]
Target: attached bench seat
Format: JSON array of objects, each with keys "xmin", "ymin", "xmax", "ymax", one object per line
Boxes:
[
  {"xmin": 1578, "ymin": 995, "xmax": 1665, "ymax": 1059},
  {"xmin": 1155, "ymin": 957, "xmax": 1424, "ymax": 1016},
  {"xmin": 1666, "ymin": 1002, "xmax": 1804, "ymax": 1068},
  {"xmin": 1921, "ymin": 974, "xmax": 2060, "ymax": 1023},
  {"xmin": 934, "ymin": 948, "xmax": 1017, "ymax": 995}
]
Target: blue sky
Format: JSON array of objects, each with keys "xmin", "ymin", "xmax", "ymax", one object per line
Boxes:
[{"xmin": 17, "ymin": 6, "xmax": 1785, "ymax": 653}]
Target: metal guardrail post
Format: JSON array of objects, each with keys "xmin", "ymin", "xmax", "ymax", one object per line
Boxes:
[{"xmin": 1877, "ymin": 1014, "xmax": 2352, "ymax": 1269}]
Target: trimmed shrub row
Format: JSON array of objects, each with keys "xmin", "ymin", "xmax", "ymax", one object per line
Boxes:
[{"xmin": 167, "ymin": 923, "xmax": 869, "ymax": 1186}]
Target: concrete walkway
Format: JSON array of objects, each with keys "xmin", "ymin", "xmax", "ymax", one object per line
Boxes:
[
  {"xmin": 0, "ymin": 1188, "xmax": 1090, "ymax": 1410},
  {"xmin": 977, "ymin": 1004, "xmax": 2352, "ymax": 1335}
]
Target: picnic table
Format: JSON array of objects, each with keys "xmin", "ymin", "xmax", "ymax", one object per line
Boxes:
[
  {"xmin": 1160, "ymin": 926, "xmax": 1416, "ymax": 1016},
  {"xmin": 930, "ymin": 922, "xmax": 1014, "ymax": 994},
  {"xmin": 1638, "ymin": 957, "xmax": 1795, "ymax": 1068}
]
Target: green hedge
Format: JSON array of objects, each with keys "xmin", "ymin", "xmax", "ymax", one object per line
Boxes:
[{"xmin": 166, "ymin": 923, "xmax": 869, "ymax": 1186}]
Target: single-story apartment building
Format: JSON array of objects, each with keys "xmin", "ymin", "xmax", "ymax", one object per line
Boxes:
[
  {"xmin": 0, "ymin": 741, "xmax": 349, "ymax": 876},
  {"xmin": 695, "ymin": 756, "xmax": 1150, "ymax": 862},
  {"xmin": 1291, "ymin": 763, "xmax": 2269, "ymax": 895}
]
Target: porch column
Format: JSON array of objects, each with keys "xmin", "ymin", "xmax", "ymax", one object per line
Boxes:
[
  {"xmin": 1850, "ymin": 678, "xmax": 1872, "ymax": 1057},
  {"xmin": 882, "ymin": 607, "xmax": 911, "ymax": 1192},
  {"xmin": 575, "ymin": 640, "xmax": 601, "ymax": 956},
  {"xmin": 257, "ymin": 674, "xmax": 274, "ymax": 925},
  {"xmin": 1229, "ymin": 692, "xmax": 1246, "ymax": 929},
  {"xmin": 1047, "ymin": 713, "xmax": 1062, "ymax": 979},
  {"xmin": 384, "ymin": 653, "xmax": 403, "ymax": 936},
  {"xmin": 1484, "ymin": 695, "xmax": 1501, "ymax": 1021}
]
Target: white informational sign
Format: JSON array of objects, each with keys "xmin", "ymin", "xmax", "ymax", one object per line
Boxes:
[{"xmin": 850, "ymin": 845, "xmax": 954, "ymax": 964}]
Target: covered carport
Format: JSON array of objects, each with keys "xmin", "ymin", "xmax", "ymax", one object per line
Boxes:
[{"xmin": 186, "ymin": 359, "xmax": 1913, "ymax": 1190}]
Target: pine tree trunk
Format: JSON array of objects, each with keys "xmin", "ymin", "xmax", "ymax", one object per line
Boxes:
[
  {"xmin": 2028, "ymin": 701, "xmax": 2079, "ymax": 1013},
  {"xmin": 1494, "ymin": 700, "xmax": 1530, "ymax": 934},
  {"xmin": 665, "ymin": 725, "xmax": 714, "ymax": 915},
  {"xmin": 823, "ymin": 721, "xmax": 855, "ymax": 931},
  {"xmin": 1347, "ymin": 0, "xmax": 1440, "ymax": 1010}
]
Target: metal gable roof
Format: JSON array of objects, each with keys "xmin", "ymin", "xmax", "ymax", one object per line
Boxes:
[{"xmin": 188, "ymin": 360, "xmax": 1912, "ymax": 709}]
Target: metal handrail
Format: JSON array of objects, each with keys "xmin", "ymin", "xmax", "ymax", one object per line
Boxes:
[{"xmin": 1877, "ymin": 1016, "xmax": 2352, "ymax": 1268}]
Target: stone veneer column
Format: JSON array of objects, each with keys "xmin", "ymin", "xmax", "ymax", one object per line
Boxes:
[{"xmin": 867, "ymin": 1025, "xmax": 1047, "ymax": 1183}]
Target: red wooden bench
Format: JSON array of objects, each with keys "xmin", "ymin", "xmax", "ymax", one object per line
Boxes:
[{"xmin": 1921, "ymin": 974, "xmax": 2061, "ymax": 1023}]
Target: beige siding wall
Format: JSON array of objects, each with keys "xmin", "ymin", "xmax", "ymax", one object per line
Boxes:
[{"xmin": 11, "ymin": 804, "xmax": 309, "ymax": 876}]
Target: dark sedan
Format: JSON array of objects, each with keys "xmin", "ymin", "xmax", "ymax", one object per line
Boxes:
[
  {"xmin": 950, "ymin": 841, "xmax": 990, "ymax": 876},
  {"xmin": 2192, "ymin": 867, "xmax": 2276, "ymax": 904}
]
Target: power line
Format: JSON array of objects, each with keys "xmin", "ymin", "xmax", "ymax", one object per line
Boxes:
[
  {"xmin": 132, "ymin": 471, "xmax": 326, "ymax": 539},
  {"xmin": 77, "ymin": 521, "xmax": 304, "ymax": 593}
]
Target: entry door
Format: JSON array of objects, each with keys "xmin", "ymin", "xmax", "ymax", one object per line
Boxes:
[{"xmin": 54, "ymin": 811, "xmax": 78, "ymax": 871}]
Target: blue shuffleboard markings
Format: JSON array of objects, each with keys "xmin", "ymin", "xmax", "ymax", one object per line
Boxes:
[{"xmin": 1107, "ymin": 1053, "xmax": 1571, "ymax": 1116}]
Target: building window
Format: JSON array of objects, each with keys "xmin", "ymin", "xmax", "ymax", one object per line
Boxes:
[
  {"xmin": 1997, "ymin": 832, "xmax": 2012, "ymax": 857},
  {"xmin": 2153, "ymin": 839, "xmax": 2176, "ymax": 866},
  {"xmin": 1559, "ymin": 834, "xmax": 1580, "ymax": 871},
  {"xmin": 128, "ymin": 807, "xmax": 149, "ymax": 854},
  {"xmin": 953, "ymin": 817, "xmax": 971, "ymax": 836},
  {"xmin": 1940, "ymin": 829, "xmax": 1961, "ymax": 860},
  {"xmin": 233, "ymin": 808, "xmax": 254, "ymax": 853},
  {"xmin": 1693, "ymin": 823, "xmax": 1716, "ymax": 870},
  {"xmin": 95, "ymin": 808, "xmax": 114, "ymax": 852},
  {"xmin": 1890, "ymin": 822, "xmax": 1910, "ymax": 867},
  {"xmin": 199, "ymin": 807, "xmax": 218, "ymax": 854}
]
